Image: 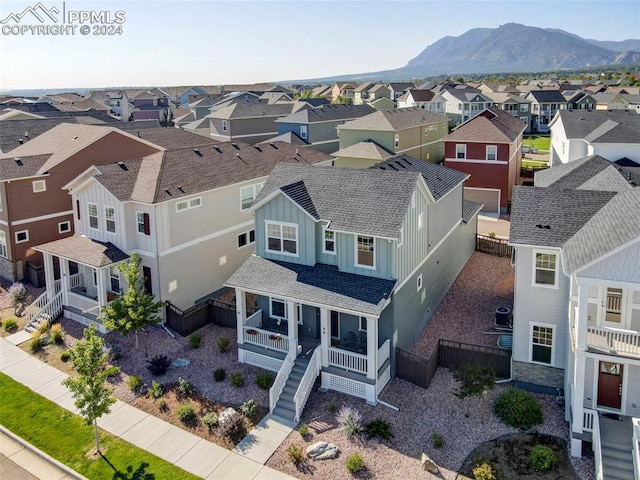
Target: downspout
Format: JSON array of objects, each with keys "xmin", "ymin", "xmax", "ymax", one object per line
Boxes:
[{"xmin": 4, "ymin": 181, "xmax": 18, "ymax": 282}]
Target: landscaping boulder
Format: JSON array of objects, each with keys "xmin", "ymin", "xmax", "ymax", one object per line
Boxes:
[
  {"xmin": 173, "ymin": 357, "xmax": 190, "ymax": 367},
  {"xmin": 218, "ymin": 407, "xmax": 240, "ymax": 427},
  {"xmin": 14, "ymin": 302, "xmax": 25, "ymax": 317},
  {"xmin": 421, "ymin": 452, "xmax": 440, "ymax": 475},
  {"xmin": 306, "ymin": 441, "xmax": 339, "ymax": 460}
]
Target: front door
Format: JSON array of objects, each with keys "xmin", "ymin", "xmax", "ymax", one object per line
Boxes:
[{"xmin": 597, "ymin": 361, "xmax": 623, "ymax": 410}]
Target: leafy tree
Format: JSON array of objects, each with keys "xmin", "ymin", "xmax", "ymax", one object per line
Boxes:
[
  {"xmin": 62, "ymin": 325, "xmax": 116, "ymax": 453},
  {"xmin": 455, "ymin": 76, "xmax": 465, "ymax": 83},
  {"xmin": 100, "ymin": 253, "xmax": 163, "ymax": 349}
]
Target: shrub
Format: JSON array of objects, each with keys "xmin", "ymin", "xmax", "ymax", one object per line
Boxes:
[
  {"xmin": 298, "ymin": 424, "xmax": 309, "ymax": 438},
  {"xmin": 217, "ymin": 336, "xmax": 231, "ymax": 353},
  {"xmin": 177, "ymin": 403, "xmax": 195, "ymax": 422},
  {"xmin": 177, "ymin": 377, "xmax": 192, "ymax": 395},
  {"xmin": 365, "ymin": 418, "xmax": 394, "ymax": 441},
  {"xmin": 530, "ymin": 444, "xmax": 558, "ymax": 471},
  {"xmin": 60, "ymin": 350, "xmax": 71, "ymax": 362},
  {"xmin": 241, "ymin": 399, "xmax": 258, "ymax": 418},
  {"xmin": 431, "ymin": 431, "xmax": 445, "ymax": 449},
  {"xmin": 336, "ymin": 406, "xmax": 362, "ymax": 437},
  {"xmin": 29, "ymin": 334, "xmax": 45, "ymax": 352},
  {"xmin": 287, "ymin": 443, "xmax": 305, "ymax": 466},
  {"xmin": 3, "ymin": 318, "xmax": 18, "ymax": 332},
  {"xmin": 229, "ymin": 372, "xmax": 244, "ymax": 387},
  {"xmin": 453, "ymin": 364, "xmax": 495, "ymax": 399},
  {"xmin": 202, "ymin": 412, "xmax": 218, "ymax": 430},
  {"xmin": 345, "ymin": 452, "xmax": 365, "ymax": 474},
  {"xmin": 157, "ymin": 398, "xmax": 168, "ymax": 412},
  {"xmin": 149, "ymin": 380, "xmax": 163, "ymax": 398},
  {"xmin": 473, "ymin": 460, "xmax": 496, "ymax": 480},
  {"xmin": 37, "ymin": 320, "xmax": 50, "ymax": 335},
  {"xmin": 107, "ymin": 341, "xmax": 125, "ymax": 361},
  {"xmin": 213, "ymin": 368, "xmax": 226, "ymax": 382},
  {"xmin": 8, "ymin": 282, "xmax": 26, "ymax": 305},
  {"xmin": 127, "ymin": 375, "xmax": 143, "ymax": 391},
  {"xmin": 104, "ymin": 365, "xmax": 121, "ymax": 378},
  {"xmin": 494, "ymin": 388, "xmax": 543, "ymax": 429},
  {"xmin": 189, "ymin": 332, "xmax": 203, "ymax": 349},
  {"xmin": 50, "ymin": 324, "xmax": 64, "ymax": 344},
  {"xmin": 256, "ymin": 372, "xmax": 274, "ymax": 390},
  {"xmin": 146, "ymin": 354, "xmax": 171, "ymax": 375},
  {"xmin": 327, "ymin": 401, "xmax": 336, "ymax": 413}
]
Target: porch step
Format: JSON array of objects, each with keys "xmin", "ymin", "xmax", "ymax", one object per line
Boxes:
[
  {"xmin": 599, "ymin": 415, "xmax": 634, "ymax": 480},
  {"xmin": 272, "ymin": 354, "xmax": 317, "ymax": 423}
]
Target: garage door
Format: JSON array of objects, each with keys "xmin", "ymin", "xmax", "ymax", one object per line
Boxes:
[{"xmin": 464, "ymin": 188, "xmax": 500, "ymax": 216}]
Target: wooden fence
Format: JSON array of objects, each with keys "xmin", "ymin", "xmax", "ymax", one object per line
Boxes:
[
  {"xmin": 520, "ymin": 165, "xmax": 549, "ymax": 178},
  {"xmin": 396, "ymin": 339, "xmax": 511, "ymax": 389},
  {"xmin": 165, "ymin": 298, "xmax": 256, "ymax": 336},
  {"xmin": 476, "ymin": 234, "xmax": 512, "ymax": 258}
]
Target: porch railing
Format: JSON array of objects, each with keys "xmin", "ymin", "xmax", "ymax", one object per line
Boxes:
[
  {"xmin": 633, "ymin": 418, "xmax": 640, "ymax": 480},
  {"xmin": 293, "ymin": 345, "xmax": 321, "ymax": 423},
  {"xmin": 245, "ymin": 309, "xmax": 262, "ymax": 328},
  {"xmin": 25, "ymin": 274, "xmax": 81, "ymax": 323},
  {"xmin": 328, "ymin": 347, "xmax": 367, "ymax": 375},
  {"xmin": 587, "ymin": 325, "xmax": 640, "ymax": 357},
  {"xmin": 377, "ymin": 339, "xmax": 390, "ymax": 369},
  {"xmin": 243, "ymin": 326, "xmax": 289, "ymax": 353},
  {"xmin": 69, "ymin": 273, "xmax": 83, "ymax": 290},
  {"xmin": 585, "ymin": 408, "xmax": 603, "ymax": 480},
  {"xmin": 27, "ymin": 291, "xmax": 64, "ymax": 328},
  {"xmin": 270, "ymin": 348, "xmax": 295, "ymax": 412},
  {"xmin": 583, "ymin": 408, "xmax": 594, "ymax": 432}
]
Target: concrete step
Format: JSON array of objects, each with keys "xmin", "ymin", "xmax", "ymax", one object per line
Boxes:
[
  {"xmin": 272, "ymin": 406, "xmax": 295, "ymax": 422},
  {"xmin": 276, "ymin": 398, "xmax": 295, "ymax": 412},
  {"xmin": 601, "ymin": 466, "xmax": 635, "ymax": 480},
  {"xmin": 601, "ymin": 446, "xmax": 633, "ymax": 462},
  {"xmin": 282, "ymin": 385, "xmax": 298, "ymax": 397}
]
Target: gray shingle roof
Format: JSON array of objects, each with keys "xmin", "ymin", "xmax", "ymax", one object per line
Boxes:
[
  {"xmin": 259, "ymin": 131, "xmax": 309, "ymax": 146},
  {"xmin": 281, "ymin": 181, "xmax": 319, "ymax": 219},
  {"xmin": 133, "ymin": 128, "xmax": 218, "ymax": 150},
  {"xmin": 535, "ymin": 155, "xmax": 636, "ymax": 191},
  {"xmin": 443, "ymin": 106, "xmax": 526, "ymax": 143},
  {"xmin": 208, "ymin": 99, "xmax": 294, "ymax": 119},
  {"xmin": 225, "ymin": 256, "xmax": 396, "ymax": 317},
  {"xmin": 34, "ymin": 236, "xmax": 128, "ymax": 267},
  {"xmin": 552, "ymin": 110, "xmax": 640, "ymax": 143},
  {"xmin": 527, "ymin": 90, "xmax": 567, "ymax": 103},
  {"xmin": 338, "ymin": 107, "xmax": 447, "ymax": 132},
  {"xmin": 333, "ymin": 139, "xmax": 394, "ymax": 160},
  {"xmin": 462, "ymin": 200, "xmax": 483, "ymax": 224},
  {"xmin": 253, "ymin": 163, "xmax": 419, "ymax": 239},
  {"xmin": 276, "ymin": 104, "xmax": 375, "ymax": 124},
  {"xmin": 0, "ymin": 154, "xmax": 52, "ymax": 180},
  {"xmin": 371, "ymin": 154, "xmax": 468, "ymax": 201}
]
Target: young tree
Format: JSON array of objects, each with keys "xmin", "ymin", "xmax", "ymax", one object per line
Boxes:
[
  {"xmin": 62, "ymin": 325, "xmax": 116, "ymax": 453},
  {"xmin": 100, "ymin": 253, "xmax": 163, "ymax": 349}
]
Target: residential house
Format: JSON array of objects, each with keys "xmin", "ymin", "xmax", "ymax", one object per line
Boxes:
[
  {"xmin": 88, "ymin": 90, "xmax": 131, "ymax": 121},
  {"xmin": 437, "ymin": 85, "xmax": 493, "ymax": 125},
  {"xmin": 548, "ymin": 110, "xmax": 640, "ymax": 166},
  {"xmin": 131, "ymin": 89, "xmax": 171, "ymax": 123},
  {"xmin": 0, "ymin": 109, "xmax": 46, "ymax": 122},
  {"xmin": 311, "ymin": 85, "xmax": 332, "ymax": 98},
  {"xmin": 368, "ymin": 97, "xmax": 395, "ymax": 111},
  {"xmin": 367, "ymin": 84, "xmax": 394, "ymax": 104},
  {"xmin": 334, "ymin": 108, "xmax": 449, "ymax": 167},
  {"xmin": 478, "ymin": 83, "xmax": 521, "ymax": 95},
  {"xmin": 275, "ymin": 104, "xmax": 375, "ymax": 154},
  {"xmin": 525, "ymin": 90, "xmax": 567, "ymax": 133},
  {"xmin": 481, "ymin": 92, "xmax": 531, "ymax": 133},
  {"xmin": 593, "ymin": 92, "xmax": 631, "ymax": 111},
  {"xmin": 27, "ymin": 142, "xmax": 333, "ymax": 333},
  {"xmin": 352, "ymin": 83, "xmax": 375, "ymax": 106},
  {"xmin": 564, "ymin": 91, "xmax": 597, "ymax": 111},
  {"xmin": 508, "ymin": 158, "xmax": 639, "ymax": 479},
  {"xmin": 387, "ymin": 83, "xmax": 415, "ymax": 102},
  {"xmin": 397, "ymin": 89, "xmax": 446, "ymax": 114},
  {"xmin": 329, "ymin": 83, "xmax": 357, "ymax": 104},
  {"xmin": 225, "ymin": 159, "xmax": 479, "ymax": 418},
  {"xmin": 443, "ymin": 107, "xmax": 526, "ymax": 215}
]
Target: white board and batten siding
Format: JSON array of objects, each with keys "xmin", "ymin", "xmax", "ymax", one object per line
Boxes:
[{"xmin": 73, "ymin": 183, "xmax": 127, "ymax": 248}]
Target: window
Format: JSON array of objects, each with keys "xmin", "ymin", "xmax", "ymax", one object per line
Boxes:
[
  {"xmin": 240, "ymin": 183, "xmax": 263, "ymax": 211},
  {"xmin": 109, "ymin": 266, "xmax": 120, "ymax": 293},
  {"xmin": 417, "ymin": 274, "xmax": 423, "ymax": 292},
  {"xmin": 330, "ymin": 311, "xmax": 340, "ymax": 339},
  {"xmin": 143, "ymin": 266, "xmax": 152, "ymax": 294},
  {"xmin": 266, "ymin": 221, "xmax": 298, "ymax": 256},
  {"xmin": 531, "ymin": 324, "xmax": 554, "ymax": 365},
  {"xmin": 397, "ymin": 227, "xmax": 403, "ymax": 248},
  {"xmin": 105, "ymin": 207, "xmax": 116, "ymax": 233},
  {"xmin": 249, "ymin": 229, "xmax": 255, "ymax": 243},
  {"xmin": 359, "ymin": 316, "xmax": 367, "ymax": 332},
  {"xmin": 520, "ymin": 103, "xmax": 528, "ymax": 112},
  {"xmin": 418, "ymin": 212, "xmax": 424, "ymax": 230},
  {"xmin": 486, "ymin": 145, "xmax": 497, "ymax": 161},
  {"xmin": 176, "ymin": 197, "xmax": 202, "ymax": 212},
  {"xmin": 92, "ymin": 268, "xmax": 97, "ymax": 286},
  {"xmin": 356, "ymin": 235, "xmax": 374, "ymax": 268},
  {"xmin": 58, "ymin": 221, "xmax": 71, "ymax": 234},
  {"xmin": 238, "ymin": 232, "xmax": 248, "ymax": 248},
  {"xmin": 15, "ymin": 230, "xmax": 28, "ymax": 243},
  {"xmin": 0, "ymin": 231, "xmax": 6, "ymax": 258},
  {"xmin": 222, "ymin": 120, "xmax": 227, "ymax": 132},
  {"xmin": 534, "ymin": 252, "xmax": 557, "ymax": 287},
  {"xmin": 300, "ymin": 125, "xmax": 308, "ymax": 139},
  {"xmin": 32, "ymin": 180, "xmax": 46, "ymax": 192},
  {"xmin": 88, "ymin": 203, "xmax": 98, "ymax": 229},
  {"xmin": 136, "ymin": 212, "xmax": 150, "ymax": 235},
  {"xmin": 270, "ymin": 297, "xmax": 287, "ymax": 319},
  {"xmin": 394, "ymin": 134, "xmax": 399, "ymax": 148},
  {"xmin": 323, "ymin": 226, "xmax": 335, "ymax": 254},
  {"xmin": 520, "ymin": 117, "xmax": 528, "ymax": 124},
  {"xmin": 456, "ymin": 144, "xmax": 466, "ymax": 159}
]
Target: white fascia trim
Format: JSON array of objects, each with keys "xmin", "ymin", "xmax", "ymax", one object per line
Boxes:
[
  {"xmin": 158, "ymin": 219, "xmax": 254, "ymax": 257},
  {"xmin": 62, "ymin": 165, "xmax": 101, "ymax": 191},
  {"xmin": 2, "ymin": 173, "xmax": 51, "ymax": 183},
  {"xmin": 228, "ymin": 131, "xmax": 279, "ymax": 139},
  {"xmin": 569, "ymin": 236, "xmax": 640, "ymax": 276},
  {"xmin": 12, "ymin": 210, "xmax": 74, "ymax": 226},
  {"xmin": 446, "ymin": 158, "xmax": 509, "ymax": 165}
]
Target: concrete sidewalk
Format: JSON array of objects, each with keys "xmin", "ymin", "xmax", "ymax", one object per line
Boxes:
[{"xmin": 0, "ymin": 338, "xmax": 294, "ymax": 480}]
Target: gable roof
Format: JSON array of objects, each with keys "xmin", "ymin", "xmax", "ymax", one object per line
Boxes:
[
  {"xmin": 333, "ymin": 139, "xmax": 394, "ymax": 160},
  {"xmin": 552, "ymin": 110, "xmax": 640, "ymax": 144},
  {"xmin": 259, "ymin": 131, "xmax": 309, "ymax": 146},
  {"xmin": 526, "ymin": 90, "xmax": 567, "ymax": 103},
  {"xmin": 405, "ymin": 89, "xmax": 440, "ymax": 102},
  {"xmin": 0, "ymin": 154, "xmax": 52, "ymax": 180},
  {"xmin": 207, "ymin": 99, "xmax": 294, "ymax": 119},
  {"xmin": 535, "ymin": 155, "xmax": 637, "ymax": 191},
  {"xmin": 443, "ymin": 106, "xmax": 526, "ymax": 143},
  {"xmin": 131, "ymin": 128, "xmax": 218, "ymax": 150},
  {"xmin": 34, "ymin": 236, "xmax": 129, "ymax": 268},
  {"xmin": 276, "ymin": 104, "xmax": 375, "ymax": 124},
  {"xmin": 338, "ymin": 107, "xmax": 447, "ymax": 132}
]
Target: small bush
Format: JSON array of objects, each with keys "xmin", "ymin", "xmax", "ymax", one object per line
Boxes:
[
  {"xmin": 50, "ymin": 324, "xmax": 65, "ymax": 344},
  {"xmin": 494, "ymin": 388, "xmax": 543, "ymax": 429},
  {"xmin": 177, "ymin": 403, "xmax": 195, "ymax": 422},
  {"xmin": 37, "ymin": 320, "xmax": 50, "ymax": 335},
  {"xmin": 328, "ymin": 401, "xmax": 336, "ymax": 413},
  {"xmin": 157, "ymin": 398, "xmax": 168, "ymax": 412},
  {"xmin": 454, "ymin": 364, "xmax": 495, "ymax": 399},
  {"xmin": 149, "ymin": 380, "xmax": 163, "ymax": 398},
  {"xmin": 104, "ymin": 365, "xmax": 121, "ymax": 378},
  {"xmin": 8, "ymin": 282, "xmax": 26, "ymax": 305},
  {"xmin": 213, "ymin": 368, "xmax": 226, "ymax": 382},
  {"xmin": 107, "ymin": 341, "xmax": 125, "ymax": 361},
  {"xmin": 530, "ymin": 444, "xmax": 558, "ymax": 471},
  {"xmin": 431, "ymin": 431, "xmax": 445, "ymax": 449},
  {"xmin": 241, "ymin": 399, "xmax": 258, "ymax": 418},
  {"xmin": 287, "ymin": 443, "xmax": 305, "ymax": 466},
  {"xmin": 3, "ymin": 318, "xmax": 18, "ymax": 332},
  {"xmin": 473, "ymin": 460, "xmax": 496, "ymax": 480},
  {"xmin": 189, "ymin": 332, "xmax": 203, "ymax": 349},
  {"xmin": 146, "ymin": 354, "xmax": 171, "ymax": 375},
  {"xmin": 365, "ymin": 418, "xmax": 394, "ymax": 441},
  {"xmin": 177, "ymin": 377, "xmax": 192, "ymax": 395},
  {"xmin": 345, "ymin": 452, "xmax": 365, "ymax": 474},
  {"xmin": 202, "ymin": 412, "xmax": 218, "ymax": 430},
  {"xmin": 298, "ymin": 424, "xmax": 309, "ymax": 438},
  {"xmin": 60, "ymin": 350, "xmax": 71, "ymax": 362},
  {"xmin": 336, "ymin": 406, "xmax": 362, "ymax": 437},
  {"xmin": 127, "ymin": 375, "xmax": 143, "ymax": 391},
  {"xmin": 229, "ymin": 372, "xmax": 244, "ymax": 387},
  {"xmin": 217, "ymin": 336, "xmax": 231, "ymax": 353},
  {"xmin": 29, "ymin": 334, "xmax": 45, "ymax": 352},
  {"xmin": 256, "ymin": 371, "xmax": 274, "ymax": 390}
]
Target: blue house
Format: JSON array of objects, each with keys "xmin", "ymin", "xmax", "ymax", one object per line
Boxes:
[{"xmin": 225, "ymin": 156, "xmax": 480, "ymax": 421}]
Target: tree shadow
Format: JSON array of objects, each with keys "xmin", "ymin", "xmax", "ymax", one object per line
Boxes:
[{"xmin": 101, "ymin": 455, "xmax": 156, "ymax": 480}]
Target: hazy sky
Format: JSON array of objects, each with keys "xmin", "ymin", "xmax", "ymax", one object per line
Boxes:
[{"xmin": 1, "ymin": 0, "xmax": 639, "ymax": 90}]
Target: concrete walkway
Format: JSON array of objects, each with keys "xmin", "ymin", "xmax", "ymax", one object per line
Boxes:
[
  {"xmin": 0, "ymin": 337, "xmax": 294, "ymax": 480},
  {"xmin": 234, "ymin": 413, "xmax": 295, "ymax": 464}
]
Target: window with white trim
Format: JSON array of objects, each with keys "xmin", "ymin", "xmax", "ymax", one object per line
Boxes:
[
  {"xmin": 238, "ymin": 229, "xmax": 255, "ymax": 249},
  {"xmin": 417, "ymin": 274, "xmax": 423, "ymax": 292},
  {"xmin": 58, "ymin": 221, "xmax": 71, "ymax": 234},
  {"xmin": 240, "ymin": 183, "xmax": 263, "ymax": 211},
  {"xmin": 266, "ymin": 221, "xmax": 298, "ymax": 255},
  {"xmin": 486, "ymin": 145, "xmax": 497, "ymax": 161},
  {"xmin": 531, "ymin": 323, "xmax": 554, "ymax": 365},
  {"xmin": 176, "ymin": 197, "xmax": 202, "ymax": 212},
  {"xmin": 300, "ymin": 125, "xmax": 308, "ymax": 139},
  {"xmin": 359, "ymin": 316, "xmax": 367, "ymax": 332},
  {"xmin": 109, "ymin": 266, "xmax": 120, "ymax": 293},
  {"xmin": 323, "ymin": 226, "xmax": 335, "ymax": 254},
  {"xmin": 15, "ymin": 230, "xmax": 28, "ymax": 243},
  {"xmin": 105, "ymin": 207, "xmax": 116, "ymax": 233},
  {"xmin": 222, "ymin": 120, "xmax": 228, "ymax": 132},
  {"xmin": 394, "ymin": 134, "xmax": 399, "ymax": 148},
  {"xmin": 520, "ymin": 117, "xmax": 528, "ymax": 124},
  {"xmin": 0, "ymin": 230, "xmax": 6, "ymax": 258},
  {"xmin": 397, "ymin": 227, "xmax": 403, "ymax": 248},
  {"xmin": 520, "ymin": 103, "xmax": 528, "ymax": 112},
  {"xmin": 356, "ymin": 235, "xmax": 374, "ymax": 268},
  {"xmin": 418, "ymin": 212, "xmax": 424, "ymax": 230},
  {"xmin": 88, "ymin": 203, "xmax": 98, "ymax": 229},
  {"xmin": 32, "ymin": 180, "xmax": 46, "ymax": 193},
  {"xmin": 270, "ymin": 297, "xmax": 287, "ymax": 319},
  {"xmin": 533, "ymin": 252, "xmax": 557, "ymax": 287},
  {"xmin": 456, "ymin": 144, "xmax": 466, "ymax": 159}
]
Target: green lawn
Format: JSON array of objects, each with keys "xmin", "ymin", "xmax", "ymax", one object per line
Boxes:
[
  {"xmin": 522, "ymin": 159, "xmax": 549, "ymax": 168},
  {"xmin": 0, "ymin": 373, "xmax": 201, "ymax": 480},
  {"xmin": 523, "ymin": 135, "xmax": 551, "ymax": 153}
]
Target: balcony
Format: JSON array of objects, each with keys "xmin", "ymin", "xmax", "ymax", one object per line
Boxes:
[
  {"xmin": 587, "ymin": 326, "xmax": 640, "ymax": 359},
  {"xmin": 328, "ymin": 339, "xmax": 390, "ymax": 376}
]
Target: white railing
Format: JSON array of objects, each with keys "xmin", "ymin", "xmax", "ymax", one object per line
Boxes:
[
  {"xmin": 243, "ymin": 326, "xmax": 289, "ymax": 353},
  {"xmin": 28, "ymin": 291, "xmax": 64, "ymax": 327},
  {"xmin": 633, "ymin": 418, "xmax": 640, "ymax": 480},
  {"xmin": 245, "ymin": 309, "xmax": 262, "ymax": 328},
  {"xmin": 293, "ymin": 345, "xmax": 321, "ymax": 423},
  {"xmin": 69, "ymin": 273, "xmax": 83, "ymax": 290},
  {"xmin": 26, "ymin": 273, "xmax": 82, "ymax": 323},
  {"xmin": 328, "ymin": 347, "xmax": 367, "ymax": 375},
  {"xmin": 586, "ymin": 409, "xmax": 603, "ymax": 480},
  {"xmin": 270, "ymin": 348, "xmax": 296, "ymax": 412},
  {"xmin": 587, "ymin": 325, "xmax": 640, "ymax": 357},
  {"xmin": 377, "ymin": 339, "xmax": 390, "ymax": 369},
  {"xmin": 583, "ymin": 409, "xmax": 594, "ymax": 432}
]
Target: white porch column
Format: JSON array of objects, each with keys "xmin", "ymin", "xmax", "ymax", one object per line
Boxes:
[
  {"xmin": 60, "ymin": 259, "xmax": 70, "ymax": 306},
  {"xmin": 96, "ymin": 268, "xmax": 107, "ymax": 309},
  {"xmin": 576, "ymin": 283, "xmax": 589, "ymax": 351},
  {"xmin": 366, "ymin": 316, "xmax": 377, "ymax": 381},
  {"xmin": 43, "ymin": 253, "xmax": 55, "ymax": 299},
  {"xmin": 320, "ymin": 308, "xmax": 329, "ymax": 367},
  {"xmin": 287, "ymin": 300, "xmax": 297, "ymax": 353},
  {"xmin": 571, "ymin": 352, "xmax": 586, "ymax": 457},
  {"xmin": 235, "ymin": 289, "xmax": 246, "ymax": 346}
]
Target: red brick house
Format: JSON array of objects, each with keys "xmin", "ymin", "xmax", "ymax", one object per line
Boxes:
[{"xmin": 443, "ymin": 106, "xmax": 526, "ymax": 215}]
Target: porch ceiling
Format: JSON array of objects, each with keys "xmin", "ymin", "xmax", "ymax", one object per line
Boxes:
[
  {"xmin": 226, "ymin": 256, "xmax": 396, "ymax": 317},
  {"xmin": 33, "ymin": 235, "xmax": 129, "ymax": 268}
]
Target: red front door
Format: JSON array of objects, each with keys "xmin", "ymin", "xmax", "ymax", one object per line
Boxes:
[{"xmin": 597, "ymin": 362, "xmax": 623, "ymax": 410}]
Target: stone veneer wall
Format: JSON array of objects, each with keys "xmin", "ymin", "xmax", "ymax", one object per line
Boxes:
[
  {"xmin": 513, "ymin": 360, "xmax": 565, "ymax": 390},
  {"xmin": 0, "ymin": 257, "xmax": 18, "ymax": 282}
]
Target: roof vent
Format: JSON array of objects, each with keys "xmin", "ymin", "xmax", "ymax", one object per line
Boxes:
[
  {"xmin": 192, "ymin": 148, "xmax": 202, "ymax": 157},
  {"xmin": 165, "ymin": 189, "xmax": 172, "ymax": 196},
  {"xmin": 117, "ymin": 161, "xmax": 128, "ymax": 171},
  {"xmin": 18, "ymin": 138, "xmax": 23, "ymax": 145},
  {"xmin": 269, "ymin": 142, "xmax": 278, "ymax": 149},
  {"xmin": 213, "ymin": 145, "xmax": 222, "ymax": 153},
  {"xmin": 231, "ymin": 142, "xmax": 239, "ymax": 150},
  {"xmin": 253, "ymin": 145, "xmax": 262, "ymax": 151},
  {"xmin": 72, "ymin": 136, "xmax": 78, "ymax": 140},
  {"xmin": 24, "ymin": 131, "xmax": 29, "ymax": 138},
  {"xmin": 178, "ymin": 186, "xmax": 185, "ymax": 193},
  {"xmin": 14, "ymin": 158, "xmax": 23, "ymax": 166}
]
